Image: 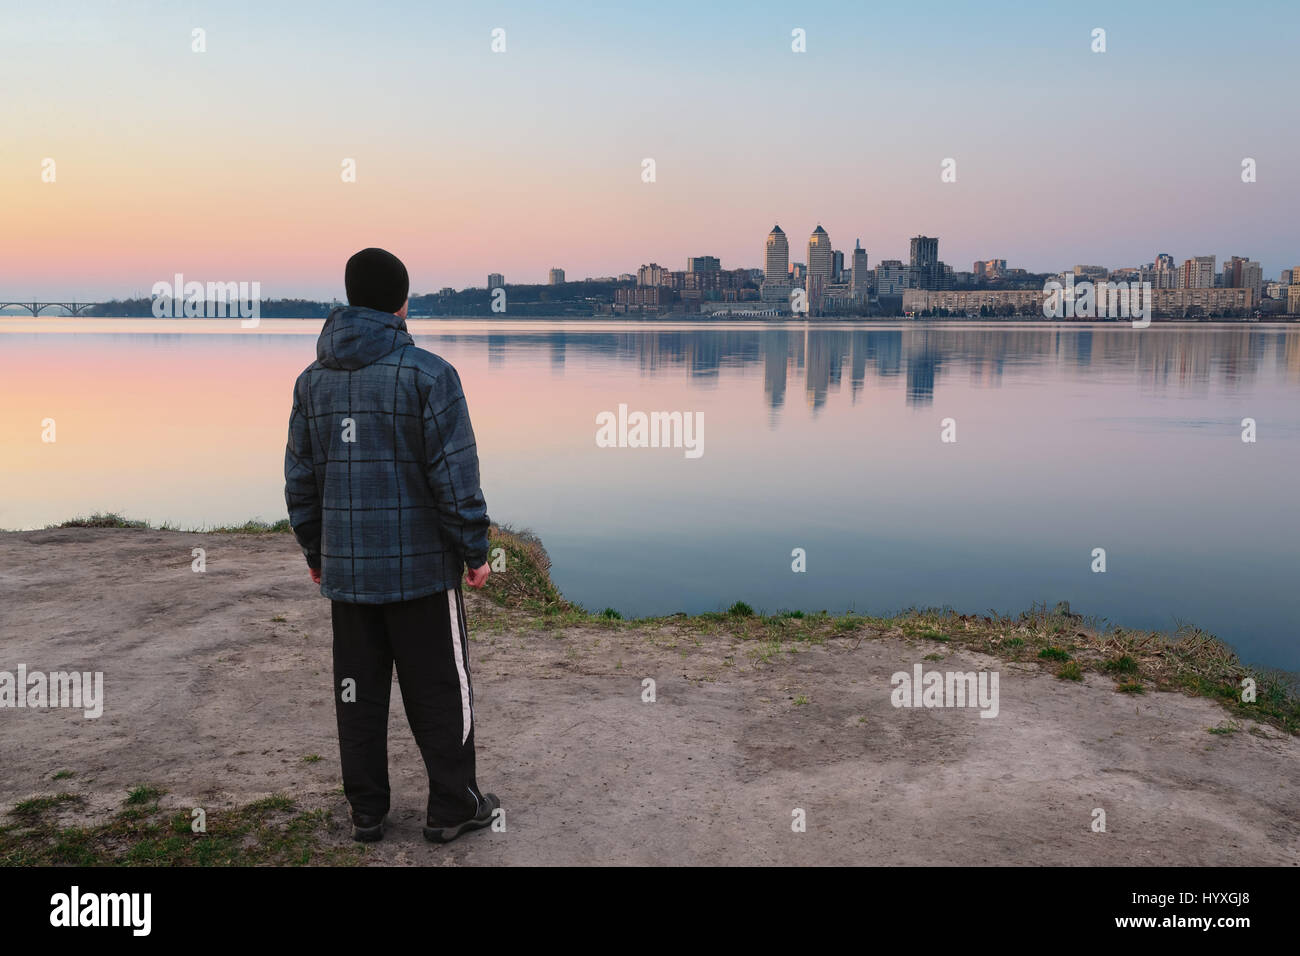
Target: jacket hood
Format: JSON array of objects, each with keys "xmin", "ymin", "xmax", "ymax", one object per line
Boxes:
[{"xmin": 317, "ymin": 305, "xmax": 414, "ymax": 370}]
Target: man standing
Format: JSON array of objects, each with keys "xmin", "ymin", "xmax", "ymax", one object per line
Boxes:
[{"xmin": 284, "ymin": 247, "xmax": 498, "ymax": 844}]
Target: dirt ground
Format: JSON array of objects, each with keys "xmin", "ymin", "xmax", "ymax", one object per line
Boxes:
[{"xmin": 1, "ymin": 528, "xmax": 1296, "ymax": 866}]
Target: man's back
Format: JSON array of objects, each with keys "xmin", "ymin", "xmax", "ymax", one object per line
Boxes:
[{"xmin": 284, "ymin": 304, "xmax": 489, "ymax": 603}]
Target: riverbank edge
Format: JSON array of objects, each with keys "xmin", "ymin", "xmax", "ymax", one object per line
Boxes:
[{"xmin": 16, "ymin": 510, "xmax": 1298, "ymax": 738}]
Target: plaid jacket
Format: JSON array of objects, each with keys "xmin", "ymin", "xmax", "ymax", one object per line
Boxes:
[{"xmin": 284, "ymin": 306, "xmax": 490, "ymax": 603}]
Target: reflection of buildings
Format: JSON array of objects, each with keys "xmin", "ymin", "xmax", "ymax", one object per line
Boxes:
[
  {"xmin": 905, "ymin": 338, "xmax": 939, "ymax": 405},
  {"xmin": 803, "ymin": 324, "xmax": 839, "ymax": 409},
  {"xmin": 433, "ymin": 325, "xmax": 1298, "ymax": 414},
  {"xmin": 763, "ymin": 328, "xmax": 789, "ymax": 413}
]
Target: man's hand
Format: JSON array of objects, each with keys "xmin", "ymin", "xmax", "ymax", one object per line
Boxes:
[
  {"xmin": 465, "ymin": 563, "xmax": 490, "ymax": 589},
  {"xmin": 309, "ymin": 567, "xmax": 321, "ymax": 585}
]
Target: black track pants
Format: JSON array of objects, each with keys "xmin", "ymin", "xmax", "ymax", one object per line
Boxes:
[{"xmin": 330, "ymin": 587, "xmax": 485, "ymax": 825}]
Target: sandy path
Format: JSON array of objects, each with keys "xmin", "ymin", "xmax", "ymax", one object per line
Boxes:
[{"xmin": 0, "ymin": 528, "xmax": 1295, "ymax": 865}]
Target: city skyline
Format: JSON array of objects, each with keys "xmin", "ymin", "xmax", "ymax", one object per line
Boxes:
[{"xmin": 4, "ymin": 225, "xmax": 1295, "ymax": 304}]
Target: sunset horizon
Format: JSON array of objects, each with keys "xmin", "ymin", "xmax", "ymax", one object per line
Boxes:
[{"xmin": 4, "ymin": 0, "xmax": 1298, "ymax": 299}]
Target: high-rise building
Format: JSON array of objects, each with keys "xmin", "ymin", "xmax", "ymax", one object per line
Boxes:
[
  {"xmin": 1223, "ymin": 256, "xmax": 1263, "ymax": 298},
  {"xmin": 760, "ymin": 225, "xmax": 792, "ymax": 307},
  {"xmin": 1241, "ymin": 261, "xmax": 1263, "ymax": 298},
  {"xmin": 487, "ymin": 272, "xmax": 505, "ymax": 289},
  {"xmin": 637, "ymin": 263, "xmax": 668, "ymax": 287},
  {"xmin": 1223, "ymin": 256, "xmax": 1246, "ymax": 288},
  {"xmin": 1153, "ymin": 253, "xmax": 1179, "ymax": 289},
  {"xmin": 832, "ymin": 250, "xmax": 845, "ymax": 283},
  {"xmin": 548, "ymin": 268, "xmax": 565, "ymax": 285},
  {"xmin": 806, "ymin": 225, "xmax": 834, "ymax": 314},
  {"xmin": 851, "ymin": 240, "xmax": 869, "ymax": 296},
  {"xmin": 687, "ymin": 256, "xmax": 721, "ymax": 273},
  {"xmin": 1281, "ymin": 268, "xmax": 1293, "ymax": 287},
  {"xmin": 807, "ymin": 226, "xmax": 833, "ymax": 281},
  {"xmin": 909, "ymin": 236, "xmax": 940, "ymax": 289},
  {"xmin": 1179, "ymin": 256, "xmax": 1216, "ymax": 289},
  {"xmin": 764, "ymin": 226, "xmax": 789, "ymax": 280},
  {"xmin": 875, "ymin": 260, "xmax": 907, "ymax": 295}
]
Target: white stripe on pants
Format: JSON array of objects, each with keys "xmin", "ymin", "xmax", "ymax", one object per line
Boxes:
[{"xmin": 447, "ymin": 589, "xmax": 473, "ymax": 744}]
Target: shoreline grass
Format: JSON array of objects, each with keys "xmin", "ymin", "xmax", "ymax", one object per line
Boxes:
[
  {"xmin": 13, "ymin": 512, "xmax": 1300, "ymax": 736},
  {"xmin": 37, "ymin": 511, "xmax": 292, "ymax": 534}
]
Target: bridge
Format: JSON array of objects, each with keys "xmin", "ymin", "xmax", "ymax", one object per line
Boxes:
[{"xmin": 0, "ymin": 302, "xmax": 101, "ymax": 316}]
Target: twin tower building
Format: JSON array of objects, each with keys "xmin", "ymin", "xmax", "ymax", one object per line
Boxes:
[{"xmin": 760, "ymin": 224, "xmax": 870, "ymax": 315}]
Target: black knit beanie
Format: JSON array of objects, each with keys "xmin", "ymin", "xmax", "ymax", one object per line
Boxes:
[{"xmin": 344, "ymin": 248, "xmax": 409, "ymax": 314}]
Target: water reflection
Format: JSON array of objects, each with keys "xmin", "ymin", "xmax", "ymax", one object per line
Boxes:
[{"xmin": 427, "ymin": 323, "xmax": 1300, "ymax": 411}]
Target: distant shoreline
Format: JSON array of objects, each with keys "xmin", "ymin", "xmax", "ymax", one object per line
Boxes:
[{"xmin": 3, "ymin": 313, "xmax": 1298, "ymax": 325}]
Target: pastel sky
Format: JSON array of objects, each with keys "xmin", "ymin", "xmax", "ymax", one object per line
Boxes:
[{"xmin": 2, "ymin": 0, "xmax": 1297, "ymax": 299}]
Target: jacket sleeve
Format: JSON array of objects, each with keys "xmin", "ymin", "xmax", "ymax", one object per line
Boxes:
[
  {"xmin": 283, "ymin": 378, "xmax": 322, "ymax": 570},
  {"xmin": 422, "ymin": 365, "xmax": 490, "ymax": 568}
]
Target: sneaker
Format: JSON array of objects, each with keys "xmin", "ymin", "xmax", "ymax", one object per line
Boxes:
[
  {"xmin": 351, "ymin": 812, "xmax": 387, "ymax": 843},
  {"xmin": 423, "ymin": 793, "xmax": 500, "ymax": 844}
]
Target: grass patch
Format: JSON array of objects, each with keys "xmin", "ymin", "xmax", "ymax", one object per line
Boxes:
[
  {"xmin": 206, "ymin": 519, "xmax": 293, "ymax": 534},
  {"xmin": 45, "ymin": 513, "xmax": 292, "ymax": 534},
  {"xmin": 1, "ymin": 791, "xmax": 359, "ymax": 866},
  {"xmin": 1039, "ymin": 647, "xmax": 1071, "ymax": 662},
  {"xmin": 1057, "ymin": 661, "xmax": 1084, "ymax": 681},
  {"xmin": 124, "ymin": 785, "xmax": 164, "ymax": 806},
  {"xmin": 728, "ymin": 601, "xmax": 754, "ymax": 618},
  {"xmin": 51, "ymin": 512, "xmax": 148, "ymax": 529},
  {"xmin": 13, "ymin": 793, "xmax": 82, "ymax": 820},
  {"xmin": 479, "ymin": 524, "xmax": 572, "ymax": 614},
  {"xmin": 1104, "ymin": 655, "xmax": 1139, "ymax": 675}
]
